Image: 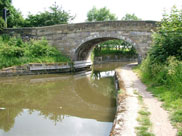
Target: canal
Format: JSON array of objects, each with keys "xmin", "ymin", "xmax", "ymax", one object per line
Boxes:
[{"xmin": 0, "ymin": 62, "xmax": 126, "ymax": 136}]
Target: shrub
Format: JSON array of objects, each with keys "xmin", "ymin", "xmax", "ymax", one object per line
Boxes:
[
  {"xmin": 138, "ymin": 7, "xmax": 182, "ymax": 134},
  {"xmin": 0, "ymin": 35, "xmax": 70, "ymax": 69},
  {"xmin": 149, "ymin": 6, "xmax": 182, "ymax": 63},
  {"xmin": 0, "ymin": 45, "xmax": 24, "ymax": 57}
]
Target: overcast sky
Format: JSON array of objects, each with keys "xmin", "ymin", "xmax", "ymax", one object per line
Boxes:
[{"xmin": 12, "ymin": 0, "xmax": 182, "ymax": 23}]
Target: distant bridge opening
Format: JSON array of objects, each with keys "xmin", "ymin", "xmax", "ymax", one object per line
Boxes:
[{"xmin": 74, "ymin": 38, "xmax": 138, "ymax": 61}]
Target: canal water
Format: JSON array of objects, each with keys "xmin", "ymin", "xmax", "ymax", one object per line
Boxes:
[{"xmin": 0, "ymin": 62, "xmax": 126, "ymax": 136}]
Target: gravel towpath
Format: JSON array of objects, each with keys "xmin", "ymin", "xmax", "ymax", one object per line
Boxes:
[{"xmin": 111, "ymin": 64, "xmax": 177, "ymax": 136}]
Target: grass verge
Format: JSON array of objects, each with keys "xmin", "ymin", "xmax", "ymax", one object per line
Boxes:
[{"xmin": 133, "ymin": 64, "xmax": 182, "ymax": 136}]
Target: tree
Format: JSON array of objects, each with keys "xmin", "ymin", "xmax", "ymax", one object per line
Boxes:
[
  {"xmin": 87, "ymin": 7, "xmax": 117, "ymax": 22},
  {"xmin": 24, "ymin": 3, "xmax": 74, "ymax": 27},
  {"xmin": 7, "ymin": 7, "xmax": 24, "ymax": 27},
  {"xmin": 149, "ymin": 6, "xmax": 182, "ymax": 63},
  {"xmin": 0, "ymin": 0, "xmax": 24, "ymax": 28},
  {"xmin": 122, "ymin": 13, "xmax": 141, "ymax": 21},
  {"xmin": 0, "ymin": 0, "xmax": 11, "ymax": 12},
  {"xmin": 86, "ymin": 7, "xmax": 137, "ymax": 58}
]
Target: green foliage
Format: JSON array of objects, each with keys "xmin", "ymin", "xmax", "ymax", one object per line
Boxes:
[
  {"xmin": 1, "ymin": 1, "xmax": 73, "ymax": 28},
  {"xmin": 137, "ymin": 58, "xmax": 182, "ymax": 133},
  {"xmin": 149, "ymin": 6, "xmax": 182, "ymax": 63},
  {"xmin": 0, "ymin": 0, "xmax": 11, "ymax": 12},
  {"xmin": 7, "ymin": 6, "xmax": 24, "ymax": 27},
  {"xmin": 122, "ymin": 13, "xmax": 141, "ymax": 21},
  {"xmin": 24, "ymin": 3, "xmax": 74, "ymax": 27},
  {"xmin": 0, "ymin": 17, "xmax": 6, "ymax": 30},
  {"xmin": 137, "ymin": 7, "xmax": 182, "ymax": 134},
  {"xmin": 178, "ymin": 130, "xmax": 182, "ymax": 136},
  {"xmin": 87, "ymin": 6, "xmax": 117, "ymax": 22},
  {"xmin": 171, "ymin": 110, "xmax": 182, "ymax": 122},
  {"xmin": 0, "ymin": 35, "xmax": 70, "ymax": 69},
  {"xmin": 93, "ymin": 39, "xmax": 137, "ymax": 57},
  {"xmin": 0, "ymin": 0, "xmax": 24, "ymax": 28}
]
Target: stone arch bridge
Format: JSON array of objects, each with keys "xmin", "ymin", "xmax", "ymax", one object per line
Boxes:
[{"xmin": 2, "ymin": 21, "xmax": 157, "ymax": 62}]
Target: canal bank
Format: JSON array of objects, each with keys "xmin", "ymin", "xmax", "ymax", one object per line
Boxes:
[
  {"xmin": 111, "ymin": 63, "xmax": 177, "ymax": 136},
  {"xmin": 0, "ymin": 61, "xmax": 92, "ymax": 77}
]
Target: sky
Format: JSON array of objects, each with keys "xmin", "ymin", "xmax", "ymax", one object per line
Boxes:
[{"xmin": 12, "ymin": 0, "xmax": 182, "ymax": 23}]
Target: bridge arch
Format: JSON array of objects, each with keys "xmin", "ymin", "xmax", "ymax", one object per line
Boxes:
[
  {"xmin": 1, "ymin": 21, "xmax": 157, "ymax": 62},
  {"xmin": 74, "ymin": 34, "xmax": 140, "ymax": 61}
]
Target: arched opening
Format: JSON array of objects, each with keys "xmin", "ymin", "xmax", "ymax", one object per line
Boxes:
[{"xmin": 74, "ymin": 37, "xmax": 139, "ymax": 62}]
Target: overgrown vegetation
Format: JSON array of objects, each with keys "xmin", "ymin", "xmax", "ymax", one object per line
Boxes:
[
  {"xmin": 135, "ymin": 6, "xmax": 182, "ymax": 135},
  {"xmin": 0, "ymin": 35, "xmax": 70, "ymax": 69},
  {"xmin": 93, "ymin": 39, "xmax": 137, "ymax": 57}
]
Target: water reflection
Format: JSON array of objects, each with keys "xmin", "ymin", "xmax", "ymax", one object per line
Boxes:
[
  {"xmin": 0, "ymin": 110, "xmax": 112, "ymax": 136},
  {"xmin": 0, "ymin": 62, "xmax": 129, "ymax": 136}
]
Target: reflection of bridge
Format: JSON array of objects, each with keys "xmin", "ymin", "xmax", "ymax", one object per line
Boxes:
[
  {"xmin": 2, "ymin": 21, "xmax": 157, "ymax": 61},
  {"xmin": 0, "ymin": 71, "xmax": 116, "ymax": 132},
  {"xmin": 32, "ymin": 72, "xmax": 116, "ymax": 122}
]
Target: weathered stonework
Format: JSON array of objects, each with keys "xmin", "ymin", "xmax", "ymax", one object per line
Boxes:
[
  {"xmin": 0, "ymin": 61, "xmax": 92, "ymax": 77},
  {"xmin": 1, "ymin": 21, "xmax": 157, "ymax": 61}
]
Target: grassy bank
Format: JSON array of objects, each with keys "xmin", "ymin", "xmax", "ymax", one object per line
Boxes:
[
  {"xmin": 134, "ymin": 57, "xmax": 182, "ymax": 136},
  {"xmin": 0, "ymin": 35, "xmax": 70, "ymax": 69},
  {"xmin": 133, "ymin": 7, "xmax": 182, "ymax": 135}
]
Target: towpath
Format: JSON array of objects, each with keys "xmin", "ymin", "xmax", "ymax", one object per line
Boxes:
[{"xmin": 111, "ymin": 64, "xmax": 177, "ymax": 136}]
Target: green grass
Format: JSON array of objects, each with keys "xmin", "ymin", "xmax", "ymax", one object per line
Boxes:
[
  {"xmin": 118, "ymin": 89, "xmax": 124, "ymax": 94},
  {"xmin": 133, "ymin": 58, "xmax": 182, "ymax": 136},
  {"xmin": 0, "ymin": 35, "xmax": 70, "ymax": 69},
  {"xmin": 94, "ymin": 49, "xmax": 137, "ymax": 57},
  {"xmin": 135, "ymin": 91, "xmax": 154, "ymax": 136}
]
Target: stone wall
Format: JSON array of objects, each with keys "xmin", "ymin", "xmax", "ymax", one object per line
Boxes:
[
  {"xmin": 1, "ymin": 21, "xmax": 158, "ymax": 61},
  {"xmin": 0, "ymin": 61, "xmax": 92, "ymax": 77}
]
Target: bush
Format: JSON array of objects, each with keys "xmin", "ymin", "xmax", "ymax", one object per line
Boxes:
[
  {"xmin": 0, "ymin": 36, "xmax": 70, "ymax": 69},
  {"xmin": 149, "ymin": 6, "xmax": 182, "ymax": 63},
  {"xmin": 0, "ymin": 45, "xmax": 24, "ymax": 57},
  {"xmin": 138, "ymin": 6, "xmax": 182, "ymax": 134}
]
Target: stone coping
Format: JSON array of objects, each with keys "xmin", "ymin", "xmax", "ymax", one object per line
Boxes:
[{"xmin": 0, "ymin": 61, "xmax": 92, "ymax": 77}]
